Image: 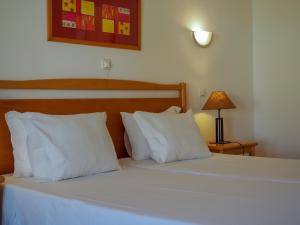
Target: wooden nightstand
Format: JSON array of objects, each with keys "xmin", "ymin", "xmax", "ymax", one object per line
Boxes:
[{"xmin": 208, "ymin": 141, "xmax": 258, "ymax": 156}]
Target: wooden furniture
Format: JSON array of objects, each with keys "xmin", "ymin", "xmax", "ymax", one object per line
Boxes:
[
  {"xmin": 208, "ymin": 141, "xmax": 258, "ymax": 156},
  {"xmin": 0, "ymin": 79, "xmax": 187, "ymax": 175},
  {"xmin": 0, "ymin": 175, "xmax": 4, "ymax": 183}
]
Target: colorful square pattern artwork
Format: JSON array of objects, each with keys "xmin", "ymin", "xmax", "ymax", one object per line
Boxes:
[
  {"xmin": 81, "ymin": 0, "xmax": 95, "ymax": 16},
  {"xmin": 102, "ymin": 4, "xmax": 115, "ymax": 20},
  {"xmin": 118, "ymin": 22, "xmax": 130, "ymax": 36},
  {"xmin": 101, "ymin": 4, "xmax": 131, "ymax": 35},
  {"xmin": 61, "ymin": 0, "xmax": 131, "ymax": 35},
  {"xmin": 62, "ymin": 0, "xmax": 76, "ymax": 13},
  {"xmin": 102, "ymin": 19, "xmax": 114, "ymax": 33},
  {"xmin": 50, "ymin": 0, "xmax": 141, "ymax": 50},
  {"xmin": 77, "ymin": 14, "xmax": 95, "ymax": 31},
  {"xmin": 62, "ymin": 12, "xmax": 77, "ymax": 28},
  {"xmin": 62, "ymin": 0, "xmax": 95, "ymax": 31}
]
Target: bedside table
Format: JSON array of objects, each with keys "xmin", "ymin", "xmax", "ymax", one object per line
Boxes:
[{"xmin": 208, "ymin": 141, "xmax": 258, "ymax": 156}]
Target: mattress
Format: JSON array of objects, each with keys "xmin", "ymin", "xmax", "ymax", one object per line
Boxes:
[
  {"xmin": 1, "ymin": 159, "xmax": 300, "ymax": 225},
  {"xmin": 121, "ymin": 154, "xmax": 300, "ymax": 184}
]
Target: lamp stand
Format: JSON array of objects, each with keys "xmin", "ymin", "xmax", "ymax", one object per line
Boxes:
[{"xmin": 213, "ymin": 109, "xmax": 231, "ymax": 144}]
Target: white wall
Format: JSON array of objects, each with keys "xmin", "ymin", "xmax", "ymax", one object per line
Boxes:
[
  {"xmin": 253, "ymin": 0, "xmax": 300, "ymax": 158},
  {"xmin": 0, "ymin": 0, "xmax": 254, "ymax": 143}
]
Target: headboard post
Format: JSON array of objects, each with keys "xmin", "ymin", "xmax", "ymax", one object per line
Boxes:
[{"xmin": 180, "ymin": 83, "xmax": 187, "ymax": 112}]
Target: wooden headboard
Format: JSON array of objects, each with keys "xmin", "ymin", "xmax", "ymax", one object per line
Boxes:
[{"xmin": 0, "ymin": 79, "xmax": 187, "ymax": 174}]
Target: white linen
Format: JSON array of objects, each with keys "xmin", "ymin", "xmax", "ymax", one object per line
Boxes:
[
  {"xmin": 133, "ymin": 110, "xmax": 211, "ymax": 163},
  {"xmin": 121, "ymin": 106, "xmax": 181, "ymax": 160},
  {"xmin": 5, "ymin": 111, "xmax": 33, "ymax": 177},
  {"xmin": 123, "ymin": 132, "xmax": 133, "ymax": 157},
  {"xmin": 121, "ymin": 154, "xmax": 300, "ymax": 184},
  {"xmin": 121, "ymin": 111, "xmax": 149, "ymax": 159},
  {"xmin": 23, "ymin": 112, "xmax": 120, "ymax": 181},
  {"xmin": 2, "ymin": 162, "xmax": 300, "ymax": 225}
]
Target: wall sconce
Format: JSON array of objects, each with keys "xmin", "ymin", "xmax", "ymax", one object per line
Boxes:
[{"xmin": 193, "ymin": 30, "xmax": 213, "ymax": 47}]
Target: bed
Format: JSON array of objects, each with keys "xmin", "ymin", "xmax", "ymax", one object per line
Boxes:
[{"xmin": 0, "ymin": 79, "xmax": 299, "ymax": 225}]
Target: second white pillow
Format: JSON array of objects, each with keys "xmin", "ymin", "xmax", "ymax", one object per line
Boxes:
[
  {"xmin": 121, "ymin": 106, "xmax": 181, "ymax": 160},
  {"xmin": 133, "ymin": 110, "xmax": 212, "ymax": 163}
]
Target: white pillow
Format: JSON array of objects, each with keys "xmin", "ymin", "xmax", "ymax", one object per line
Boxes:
[
  {"xmin": 123, "ymin": 132, "xmax": 133, "ymax": 157},
  {"xmin": 5, "ymin": 111, "xmax": 120, "ymax": 181},
  {"xmin": 121, "ymin": 106, "xmax": 181, "ymax": 160},
  {"xmin": 133, "ymin": 110, "xmax": 212, "ymax": 163},
  {"xmin": 5, "ymin": 111, "xmax": 33, "ymax": 177},
  {"xmin": 23, "ymin": 112, "xmax": 120, "ymax": 181}
]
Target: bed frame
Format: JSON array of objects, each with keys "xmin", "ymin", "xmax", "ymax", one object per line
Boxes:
[{"xmin": 0, "ymin": 79, "xmax": 187, "ymax": 174}]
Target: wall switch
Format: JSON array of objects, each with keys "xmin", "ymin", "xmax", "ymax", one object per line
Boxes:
[
  {"xmin": 101, "ymin": 58, "xmax": 112, "ymax": 71},
  {"xmin": 198, "ymin": 88, "xmax": 207, "ymax": 98}
]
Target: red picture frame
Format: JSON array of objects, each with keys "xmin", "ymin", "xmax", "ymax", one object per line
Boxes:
[{"xmin": 48, "ymin": 0, "xmax": 141, "ymax": 50}]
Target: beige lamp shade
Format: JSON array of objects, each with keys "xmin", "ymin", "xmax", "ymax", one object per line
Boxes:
[{"xmin": 202, "ymin": 91, "xmax": 236, "ymax": 110}]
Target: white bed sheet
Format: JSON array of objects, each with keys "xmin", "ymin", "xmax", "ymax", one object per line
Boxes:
[
  {"xmin": 121, "ymin": 154, "xmax": 300, "ymax": 184},
  {"xmin": 1, "ymin": 162, "xmax": 300, "ymax": 225}
]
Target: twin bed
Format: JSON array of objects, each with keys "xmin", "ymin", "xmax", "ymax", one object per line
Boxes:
[{"xmin": 0, "ymin": 79, "xmax": 299, "ymax": 225}]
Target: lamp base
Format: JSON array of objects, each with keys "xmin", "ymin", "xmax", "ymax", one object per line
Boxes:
[{"xmin": 215, "ymin": 116, "xmax": 225, "ymax": 144}]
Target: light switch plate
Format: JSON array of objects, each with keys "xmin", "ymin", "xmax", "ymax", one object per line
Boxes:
[
  {"xmin": 198, "ymin": 88, "xmax": 207, "ymax": 97},
  {"xmin": 101, "ymin": 58, "xmax": 112, "ymax": 70}
]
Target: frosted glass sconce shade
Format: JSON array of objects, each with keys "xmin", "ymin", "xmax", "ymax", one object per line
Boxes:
[{"xmin": 193, "ymin": 30, "xmax": 213, "ymax": 47}]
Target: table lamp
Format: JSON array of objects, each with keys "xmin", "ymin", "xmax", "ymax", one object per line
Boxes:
[{"xmin": 202, "ymin": 91, "xmax": 236, "ymax": 144}]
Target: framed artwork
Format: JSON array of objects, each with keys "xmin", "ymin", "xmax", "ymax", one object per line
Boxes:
[{"xmin": 48, "ymin": 0, "xmax": 141, "ymax": 50}]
